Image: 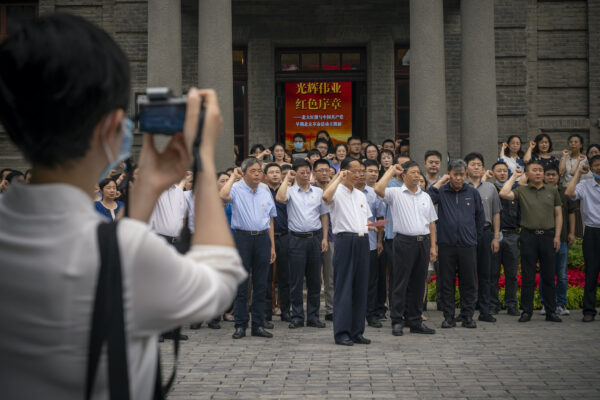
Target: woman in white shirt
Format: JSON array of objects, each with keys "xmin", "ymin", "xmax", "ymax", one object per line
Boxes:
[{"xmin": 0, "ymin": 14, "xmax": 245, "ymax": 400}]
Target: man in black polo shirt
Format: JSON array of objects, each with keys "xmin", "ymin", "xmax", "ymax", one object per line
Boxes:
[
  {"xmin": 489, "ymin": 161, "xmax": 521, "ymax": 316},
  {"xmin": 264, "ymin": 162, "xmax": 291, "ymax": 323},
  {"xmin": 499, "ymin": 161, "xmax": 563, "ymax": 323},
  {"xmin": 428, "ymin": 160, "xmax": 485, "ymax": 329}
]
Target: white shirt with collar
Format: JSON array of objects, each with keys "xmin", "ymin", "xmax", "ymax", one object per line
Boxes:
[
  {"xmin": 382, "ymin": 185, "xmax": 438, "ymax": 236},
  {"xmin": 573, "ymin": 178, "xmax": 600, "ymax": 228},
  {"xmin": 149, "ymin": 185, "xmax": 187, "ymax": 237},
  {"xmin": 0, "ymin": 183, "xmax": 246, "ymax": 400},
  {"xmin": 329, "ymin": 183, "xmax": 372, "ymax": 235},
  {"xmin": 284, "ymin": 184, "xmax": 329, "ymax": 232}
]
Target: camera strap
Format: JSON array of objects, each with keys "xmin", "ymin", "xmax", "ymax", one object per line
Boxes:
[
  {"xmin": 87, "ymin": 222, "xmax": 180, "ymax": 400},
  {"xmin": 191, "ymin": 105, "xmax": 206, "ymax": 189},
  {"xmin": 86, "ymin": 222, "xmax": 130, "ymax": 400}
]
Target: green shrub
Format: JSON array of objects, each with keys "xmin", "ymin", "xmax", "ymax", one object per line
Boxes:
[{"xmin": 568, "ymin": 237, "xmax": 584, "ymax": 269}]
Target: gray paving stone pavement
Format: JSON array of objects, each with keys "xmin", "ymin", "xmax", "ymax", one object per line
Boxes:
[{"xmin": 161, "ymin": 305, "xmax": 600, "ymax": 399}]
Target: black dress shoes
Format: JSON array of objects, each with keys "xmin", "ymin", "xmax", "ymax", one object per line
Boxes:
[
  {"xmin": 410, "ymin": 323, "xmax": 436, "ymax": 334},
  {"xmin": 518, "ymin": 312, "xmax": 532, "ymax": 322},
  {"xmin": 462, "ymin": 317, "xmax": 477, "ymax": 328},
  {"xmin": 545, "ymin": 313, "xmax": 562, "ymax": 322},
  {"xmin": 288, "ymin": 320, "xmax": 304, "ymax": 329},
  {"xmin": 367, "ymin": 318, "xmax": 383, "ymax": 328},
  {"xmin": 353, "ymin": 335, "xmax": 371, "ymax": 344},
  {"xmin": 507, "ymin": 307, "xmax": 520, "ymax": 316},
  {"xmin": 251, "ymin": 327, "xmax": 273, "ymax": 338},
  {"xmin": 478, "ymin": 314, "xmax": 496, "ymax": 323},
  {"xmin": 325, "ymin": 313, "xmax": 333, "ymax": 321},
  {"xmin": 441, "ymin": 318, "xmax": 456, "ymax": 328},
  {"xmin": 232, "ymin": 327, "xmax": 246, "ymax": 339},
  {"xmin": 307, "ymin": 320, "xmax": 326, "ymax": 328},
  {"xmin": 336, "ymin": 338, "xmax": 354, "ymax": 346},
  {"xmin": 392, "ymin": 323, "xmax": 404, "ymax": 336},
  {"xmin": 207, "ymin": 321, "xmax": 221, "ymax": 329},
  {"xmin": 583, "ymin": 314, "xmax": 595, "ymax": 322},
  {"xmin": 281, "ymin": 312, "xmax": 292, "ymax": 322},
  {"xmin": 190, "ymin": 323, "xmax": 202, "ymax": 330},
  {"xmin": 263, "ymin": 320, "xmax": 274, "ymax": 329}
]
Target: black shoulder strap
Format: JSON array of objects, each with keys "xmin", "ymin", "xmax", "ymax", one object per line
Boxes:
[{"xmin": 86, "ymin": 222, "xmax": 130, "ymax": 400}]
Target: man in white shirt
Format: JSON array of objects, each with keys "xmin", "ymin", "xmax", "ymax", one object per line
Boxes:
[
  {"xmin": 376, "ymin": 161, "xmax": 438, "ymax": 336},
  {"xmin": 277, "ymin": 159, "xmax": 329, "ymax": 329},
  {"xmin": 150, "ymin": 184, "xmax": 187, "ymax": 242},
  {"xmin": 323, "ymin": 158, "xmax": 373, "ymax": 346},
  {"xmin": 0, "ymin": 13, "xmax": 245, "ymax": 400}
]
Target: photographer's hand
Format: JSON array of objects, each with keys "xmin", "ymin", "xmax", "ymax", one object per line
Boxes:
[{"xmin": 129, "ymin": 133, "xmax": 191, "ymax": 222}]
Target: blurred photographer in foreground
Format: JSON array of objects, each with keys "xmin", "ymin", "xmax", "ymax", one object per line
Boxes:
[{"xmin": 0, "ymin": 13, "xmax": 246, "ymax": 399}]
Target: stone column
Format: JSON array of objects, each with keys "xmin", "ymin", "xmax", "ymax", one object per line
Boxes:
[
  {"xmin": 198, "ymin": 0, "xmax": 234, "ymax": 171},
  {"xmin": 147, "ymin": 0, "xmax": 182, "ymax": 149},
  {"xmin": 461, "ymin": 0, "xmax": 498, "ymax": 165},
  {"xmin": 409, "ymin": 0, "xmax": 448, "ymax": 168}
]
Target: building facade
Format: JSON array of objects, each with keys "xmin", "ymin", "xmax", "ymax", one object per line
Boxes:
[{"xmin": 1, "ymin": 0, "xmax": 599, "ymax": 171}]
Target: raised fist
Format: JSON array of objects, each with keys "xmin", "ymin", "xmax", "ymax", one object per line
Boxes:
[
  {"xmin": 513, "ymin": 168, "xmax": 524, "ymax": 177},
  {"xmin": 562, "ymin": 149, "xmax": 570, "ymax": 157},
  {"xmin": 529, "ymin": 140, "xmax": 536, "ymax": 148},
  {"xmin": 580, "ymin": 164, "xmax": 590, "ymax": 174},
  {"xmin": 233, "ymin": 167, "xmax": 243, "ymax": 179},
  {"xmin": 440, "ymin": 174, "xmax": 450, "ymax": 184},
  {"xmin": 501, "ymin": 142, "xmax": 508, "ymax": 150}
]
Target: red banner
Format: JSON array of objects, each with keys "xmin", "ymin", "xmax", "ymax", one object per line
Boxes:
[{"xmin": 284, "ymin": 82, "xmax": 352, "ymax": 151}]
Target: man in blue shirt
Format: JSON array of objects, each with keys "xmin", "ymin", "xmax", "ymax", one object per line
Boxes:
[
  {"xmin": 277, "ymin": 159, "xmax": 329, "ymax": 329},
  {"xmin": 428, "ymin": 160, "xmax": 485, "ymax": 329},
  {"xmin": 220, "ymin": 157, "xmax": 277, "ymax": 339},
  {"xmin": 264, "ymin": 163, "xmax": 291, "ymax": 323}
]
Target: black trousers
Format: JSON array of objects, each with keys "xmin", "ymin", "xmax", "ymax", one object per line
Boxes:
[
  {"xmin": 333, "ymin": 235, "xmax": 369, "ymax": 343},
  {"xmin": 476, "ymin": 229, "xmax": 493, "ymax": 315},
  {"xmin": 519, "ymin": 230, "xmax": 556, "ymax": 315},
  {"xmin": 266, "ymin": 233, "xmax": 290, "ymax": 318},
  {"xmin": 233, "ymin": 231, "xmax": 270, "ymax": 329},
  {"xmin": 583, "ymin": 226, "xmax": 600, "ymax": 316},
  {"xmin": 438, "ymin": 245, "xmax": 477, "ymax": 320},
  {"xmin": 390, "ymin": 235, "xmax": 430, "ymax": 327},
  {"xmin": 383, "ymin": 238, "xmax": 395, "ymax": 311},
  {"xmin": 288, "ymin": 232, "xmax": 323, "ymax": 323},
  {"xmin": 491, "ymin": 232, "xmax": 519, "ymax": 309},
  {"xmin": 367, "ymin": 250, "xmax": 382, "ymax": 320}
]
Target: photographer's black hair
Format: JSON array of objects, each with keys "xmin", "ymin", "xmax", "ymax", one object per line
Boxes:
[
  {"xmin": 1, "ymin": 168, "xmax": 12, "ymax": 179},
  {"xmin": 293, "ymin": 159, "xmax": 312, "ymax": 171},
  {"xmin": 0, "ymin": 14, "xmax": 130, "ymax": 167}
]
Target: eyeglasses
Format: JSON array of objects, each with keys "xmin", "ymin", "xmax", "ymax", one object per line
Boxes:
[{"xmin": 246, "ymin": 169, "xmax": 262, "ymax": 174}]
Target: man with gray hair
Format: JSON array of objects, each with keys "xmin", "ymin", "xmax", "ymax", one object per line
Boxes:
[
  {"xmin": 220, "ymin": 157, "xmax": 277, "ymax": 339},
  {"xmin": 428, "ymin": 160, "xmax": 485, "ymax": 329}
]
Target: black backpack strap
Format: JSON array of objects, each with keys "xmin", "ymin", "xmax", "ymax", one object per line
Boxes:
[{"xmin": 86, "ymin": 222, "xmax": 130, "ymax": 400}]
